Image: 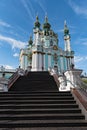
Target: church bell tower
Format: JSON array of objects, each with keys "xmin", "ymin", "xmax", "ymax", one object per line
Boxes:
[{"xmin": 64, "ymin": 21, "xmax": 74, "ymax": 70}]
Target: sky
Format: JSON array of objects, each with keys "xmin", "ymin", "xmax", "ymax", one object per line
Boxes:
[{"xmin": 0, "ymin": 0, "xmax": 87, "ymax": 74}]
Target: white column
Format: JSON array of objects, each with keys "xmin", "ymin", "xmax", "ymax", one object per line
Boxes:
[
  {"xmin": 65, "ymin": 42, "xmax": 67, "ymax": 51},
  {"xmin": 71, "ymin": 57, "xmax": 74, "ymax": 65},
  {"xmin": 37, "ymin": 53, "xmax": 39, "ymax": 70},
  {"xmin": 64, "ymin": 36, "xmax": 71, "ymax": 52},
  {"xmin": 35, "ymin": 53, "xmax": 38, "ymax": 71},
  {"xmin": 22, "ymin": 55, "xmax": 25, "ymax": 70},
  {"xmin": 34, "ymin": 54, "xmax": 36, "ymax": 70},
  {"xmin": 67, "ymin": 39, "xmax": 71, "ymax": 52},
  {"xmin": 43, "ymin": 54, "xmax": 45, "ymax": 70},
  {"xmin": 44, "ymin": 54, "xmax": 46, "ymax": 70},
  {"xmin": 42, "ymin": 53, "xmax": 44, "ymax": 71},
  {"xmin": 20, "ymin": 55, "xmax": 23, "ymax": 69},
  {"xmin": 39, "ymin": 53, "xmax": 42, "ymax": 71},
  {"xmin": 36, "ymin": 33, "xmax": 40, "ymax": 45},
  {"xmin": 60, "ymin": 56, "xmax": 64, "ymax": 73},
  {"xmin": 25, "ymin": 55, "xmax": 28, "ymax": 70},
  {"xmin": 44, "ymin": 53, "xmax": 47, "ymax": 71},
  {"xmin": 32, "ymin": 53, "xmax": 35, "ymax": 71},
  {"xmin": 48, "ymin": 54, "xmax": 51, "ymax": 68}
]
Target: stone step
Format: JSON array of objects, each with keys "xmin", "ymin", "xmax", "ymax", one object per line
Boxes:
[
  {"xmin": 0, "ymin": 114, "xmax": 85, "ymax": 120},
  {"xmin": 0, "ymin": 108, "xmax": 81, "ymax": 114},
  {"xmin": 0, "ymin": 92, "xmax": 72, "ymax": 97},
  {"xmin": 0, "ymin": 100, "xmax": 76, "ymax": 104},
  {"xmin": 5, "ymin": 91, "xmax": 71, "ymax": 94},
  {"xmin": 0, "ymin": 119, "xmax": 86, "ymax": 124},
  {"xmin": 0, "ymin": 120, "xmax": 87, "ymax": 128},
  {"xmin": 1, "ymin": 127, "xmax": 87, "ymax": 130},
  {"xmin": 0, "ymin": 96, "xmax": 74, "ymax": 100},
  {"xmin": 0, "ymin": 104, "xmax": 79, "ymax": 109}
]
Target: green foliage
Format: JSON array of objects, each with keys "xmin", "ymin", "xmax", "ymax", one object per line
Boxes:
[{"xmin": 82, "ymin": 78, "xmax": 87, "ymax": 84}]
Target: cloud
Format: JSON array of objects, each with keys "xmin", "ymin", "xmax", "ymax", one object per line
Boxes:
[
  {"xmin": 79, "ymin": 38, "xmax": 87, "ymax": 46},
  {"xmin": 74, "ymin": 55, "xmax": 87, "ymax": 67},
  {"xmin": 74, "ymin": 55, "xmax": 87, "ymax": 72},
  {"xmin": 75, "ymin": 55, "xmax": 87, "ymax": 63},
  {"xmin": 0, "ymin": 20, "xmax": 11, "ymax": 27},
  {"xmin": 57, "ymin": 29, "xmax": 64, "ymax": 33},
  {"xmin": 13, "ymin": 53, "xmax": 19, "ymax": 57},
  {"xmin": 75, "ymin": 38, "xmax": 87, "ymax": 46},
  {"xmin": 4, "ymin": 65, "xmax": 14, "ymax": 69},
  {"xmin": 68, "ymin": 0, "xmax": 87, "ymax": 18},
  {"xmin": 0, "ymin": 35, "xmax": 27, "ymax": 49},
  {"xmin": 0, "ymin": 65, "xmax": 14, "ymax": 70},
  {"xmin": 74, "ymin": 56, "xmax": 84, "ymax": 63}
]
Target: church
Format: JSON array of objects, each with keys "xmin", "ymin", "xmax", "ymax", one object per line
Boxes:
[
  {"xmin": 0, "ymin": 16, "xmax": 82, "ymax": 92},
  {"xmin": 19, "ymin": 16, "xmax": 74, "ymax": 74},
  {"xmin": 0, "ymin": 16, "xmax": 87, "ymax": 130}
]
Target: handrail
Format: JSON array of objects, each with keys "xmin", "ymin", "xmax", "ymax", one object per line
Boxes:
[
  {"xmin": 52, "ymin": 74, "xmax": 59, "ymax": 87},
  {"xmin": 8, "ymin": 71, "xmax": 20, "ymax": 89},
  {"xmin": 72, "ymin": 75, "xmax": 87, "ymax": 93},
  {"xmin": 77, "ymin": 79, "xmax": 87, "ymax": 92}
]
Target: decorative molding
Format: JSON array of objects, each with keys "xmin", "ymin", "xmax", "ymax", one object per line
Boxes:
[{"xmin": 53, "ymin": 45, "xmax": 58, "ymax": 50}]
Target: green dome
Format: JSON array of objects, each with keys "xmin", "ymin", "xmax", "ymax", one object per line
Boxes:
[
  {"xmin": 43, "ymin": 16, "xmax": 51, "ymax": 30},
  {"xmin": 34, "ymin": 16, "xmax": 40, "ymax": 28},
  {"xmin": 64, "ymin": 27, "xmax": 69, "ymax": 35},
  {"xmin": 64, "ymin": 21, "xmax": 69, "ymax": 35},
  {"xmin": 28, "ymin": 36, "xmax": 33, "ymax": 46}
]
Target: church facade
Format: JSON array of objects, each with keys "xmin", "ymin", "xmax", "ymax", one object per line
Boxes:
[{"xmin": 19, "ymin": 16, "xmax": 74, "ymax": 74}]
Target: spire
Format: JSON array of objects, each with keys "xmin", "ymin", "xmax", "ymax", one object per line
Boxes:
[
  {"xmin": 45, "ymin": 15, "xmax": 48, "ymax": 23},
  {"xmin": 34, "ymin": 15, "xmax": 40, "ymax": 29},
  {"xmin": 64, "ymin": 20, "xmax": 67, "ymax": 26},
  {"xmin": 64, "ymin": 20, "xmax": 69, "ymax": 36}
]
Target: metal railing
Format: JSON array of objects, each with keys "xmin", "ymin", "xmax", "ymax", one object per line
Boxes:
[{"xmin": 77, "ymin": 79, "xmax": 87, "ymax": 93}]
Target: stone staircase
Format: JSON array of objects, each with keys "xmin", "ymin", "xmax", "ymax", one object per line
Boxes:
[
  {"xmin": 9, "ymin": 71, "xmax": 58, "ymax": 92},
  {"xmin": 0, "ymin": 71, "xmax": 87, "ymax": 129},
  {"xmin": 0, "ymin": 91, "xmax": 87, "ymax": 129}
]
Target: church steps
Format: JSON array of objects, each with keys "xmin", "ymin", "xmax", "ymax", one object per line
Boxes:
[
  {"xmin": 0, "ymin": 120, "xmax": 87, "ymax": 128},
  {"xmin": 9, "ymin": 72, "xmax": 58, "ymax": 91},
  {"xmin": 0, "ymin": 92, "xmax": 72, "ymax": 96},
  {"xmin": 0, "ymin": 114, "xmax": 85, "ymax": 120},
  {"xmin": 4, "ymin": 127, "xmax": 86, "ymax": 130},
  {"xmin": 0, "ymin": 104, "xmax": 79, "ymax": 109},
  {"xmin": 0, "ymin": 91, "xmax": 87, "ymax": 129},
  {"xmin": 0, "ymin": 72, "xmax": 87, "ymax": 129},
  {"xmin": 0, "ymin": 108, "xmax": 81, "ymax": 114},
  {"xmin": 0, "ymin": 120, "xmax": 87, "ymax": 123},
  {"xmin": 0, "ymin": 96, "xmax": 74, "ymax": 100},
  {"xmin": 0, "ymin": 100, "xmax": 76, "ymax": 104}
]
